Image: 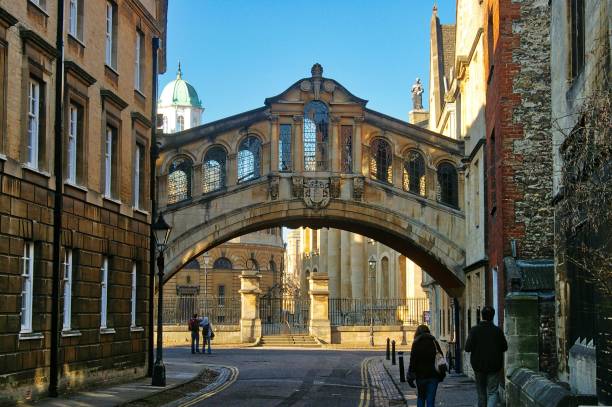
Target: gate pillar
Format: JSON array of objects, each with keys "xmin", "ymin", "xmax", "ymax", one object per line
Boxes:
[
  {"xmin": 309, "ymin": 273, "xmax": 331, "ymax": 343},
  {"xmin": 240, "ymin": 270, "xmax": 262, "ymax": 343}
]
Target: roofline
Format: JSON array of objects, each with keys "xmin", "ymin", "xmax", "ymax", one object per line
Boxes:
[{"xmin": 264, "ymin": 77, "xmax": 369, "ymax": 107}]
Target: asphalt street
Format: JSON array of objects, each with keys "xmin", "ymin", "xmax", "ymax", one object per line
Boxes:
[{"xmin": 165, "ymin": 347, "xmax": 377, "ymax": 407}]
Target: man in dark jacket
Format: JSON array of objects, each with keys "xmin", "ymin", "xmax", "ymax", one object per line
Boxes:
[
  {"xmin": 465, "ymin": 306, "xmax": 508, "ymax": 407},
  {"xmin": 188, "ymin": 313, "xmax": 200, "ymax": 354}
]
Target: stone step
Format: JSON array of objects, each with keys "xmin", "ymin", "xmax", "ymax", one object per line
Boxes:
[{"xmin": 260, "ymin": 334, "xmax": 320, "ymax": 347}]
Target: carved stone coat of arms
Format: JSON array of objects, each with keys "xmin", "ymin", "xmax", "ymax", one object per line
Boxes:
[{"xmin": 303, "ymin": 179, "xmax": 331, "ymax": 210}]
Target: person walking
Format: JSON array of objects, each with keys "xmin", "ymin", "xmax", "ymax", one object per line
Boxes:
[
  {"xmin": 200, "ymin": 316, "xmax": 214, "ymax": 354},
  {"xmin": 188, "ymin": 313, "xmax": 200, "ymax": 354},
  {"xmin": 465, "ymin": 306, "xmax": 508, "ymax": 407},
  {"xmin": 407, "ymin": 325, "xmax": 446, "ymax": 407}
]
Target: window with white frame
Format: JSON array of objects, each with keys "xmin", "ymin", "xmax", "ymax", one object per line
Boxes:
[
  {"xmin": 63, "ymin": 249, "xmax": 73, "ymax": 331},
  {"xmin": 131, "ymin": 262, "xmax": 137, "ymax": 327},
  {"xmin": 27, "ymin": 79, "xmax": 41, "ymax": 169},
  {"xmin": 104, "ymin": 126, "xmax": 118, "ymax": 199},
  {"xmin": 67, "ymin": 104, "xmax": 78, "ymax": 183},
  {"xmin": 105, "ymin": 2, "xmax": 117, "ymax": 68},
  {"xmin": 133, "ymin": 142, "xmax": 145, "ymax": 209},
  {"xmin": 21, "ymin": 242, "xmax": 35, "ymax": 333},
  {"xmin": 134, "ymin": 30, "xmax": 144, "ymax": 91},
  {"xmin": 100, "ymin": 257, "xmax": 109, "ymax": 328},
  {"xmin": 68, "ymin": 0, "xmax": 83, "ymax": 40}
]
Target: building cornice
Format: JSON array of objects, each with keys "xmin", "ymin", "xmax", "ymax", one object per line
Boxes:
[
  {"xmin": 131, "ymin": 111, "xmax": 152, "ymax": 128},
  {"xmin": 19, "ymin": 28, "xmax": 56, "ymax": 60},
  {"xmin": 65, "ymin": 60, "xmax": 97, "ymax": 86},
  {"xmin": 0, "ymin": 7, "xmax": 18, "ymax": 28},
  {"xmin": 101, "ymin": 89, "xmax": 129, "ymax": 111}
]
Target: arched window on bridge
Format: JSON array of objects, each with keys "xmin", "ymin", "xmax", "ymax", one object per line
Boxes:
[
  {"xmin": 437, "ymin": 162, "xmax": 459, "ymax": 207},
  {"xmin": 213, "ymin": 257, "xmax": 233, "ymax": 269},
  {"xmin": 403, "ymin": 151, "xmax": 426, "ymax": 196},
  {"xmin": 167, "ymin": 156, "xmax": 192, "ymax": 204},
  {"xmin": 369, "ymin": 138, "xmax": 393, "ymax": 183},
  {"xmin": 203, "ymin": 146, "xmax": 226, "ymax": 193},
  {"xmin": 303, "ymin": 101, "xmax": 329, "ymax": 171},
  {"xmin": 237, "ymin": 135, "xmax": 262, "ymax": 183}
]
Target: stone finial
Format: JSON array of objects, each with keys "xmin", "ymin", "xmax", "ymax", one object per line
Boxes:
[
  {"xmin": 177, "ymin": 60, "xmax": 182, "ymax": 79},
  {"xmin": 311, "ymin": 63, "xmax": 323, "ymax": 78}
]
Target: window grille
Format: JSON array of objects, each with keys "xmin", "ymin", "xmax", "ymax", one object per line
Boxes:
[
  {"xmin": 437, "ymin": 162, "xmax": 458, "ymax": 207},
  {"xmin": 213, "ymin": 257, "xmax": 232, "ymax": 269},
  {"xmin": 403, "ymin": 151, "xmax": 426, "ymax": 196},
  {"xmin": 279, "ymin": 124, "xmax": 292, "ymax": 171},
  {"xmin": 237, "ymin": 135, "xmax": 261, "ymax": 183},
  {"xmin": 303, "ymin": 101, "xmax": 329, "ymax": 171},
  {"xmin": 203, "ymin": 146, "xmax": 226, "ymax": 193},
  {"xmin": 63, "ymin": 249, "xmax": 73, "ymax": 331},
  {"xmin": 21, "ymin": 242, "xmax": 34, "ymax": 333},
  {"xmin": 341, "ymin": 125, "xmax": 353, "ymax": 173},
  {"xmin": 370, "ymin": 138, "xmax": 393, "ymax": 183},
  {"xmin": 167, "ymin": 156, "xmax": 192, "ymax": 204}
]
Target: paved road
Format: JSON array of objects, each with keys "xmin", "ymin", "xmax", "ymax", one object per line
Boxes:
[{"xmin": 165, "ymin": 347, "xmax": 376, "ymax": 407}]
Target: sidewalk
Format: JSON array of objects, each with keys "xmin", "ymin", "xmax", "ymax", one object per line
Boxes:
[
  {"xmin": 379, "ymin": 356, "xmax": 478, "ymax": 406},
  {"xmin": 29, "ymin": 351, "xmax": 220, "ymax": 407}
]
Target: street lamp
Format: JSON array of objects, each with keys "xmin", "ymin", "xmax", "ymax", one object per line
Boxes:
[
  {"xmin": 152, "ymin": 213, "xmax": 172, "ymax": 387},
  {"xmin": 368, "ymin": 256, "xmax": 376, "ymax": 347},
  {"xmin": 202, "ymin": 253, "xmax": 211, "ymax": 314}
]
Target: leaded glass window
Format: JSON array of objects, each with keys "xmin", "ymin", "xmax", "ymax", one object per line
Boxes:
[
  {"xmin": 279, "ymin": 124, "xmax": 292, "ymax": 171},
  {"xmin": 341, "ymin": 125, "xmax": 353, "ymax": 173},
  {"xmin": 213, "ymin": 257, "xmax": 232, "ymax": 269},
  {"xmin": 237, "ymin": 135, "xmax": 262, "ymax": 183},
  {"xmin": 437, "ymin": 162, "xmax": 458, "ymax": 207},
  {"xmin": 403, "ymin": 151, "xmax": 426, "ymax": 196},
  {"xmin": 370, "ymin": 138, "xmax": 393, "ymax": 183},
  {"xmin": 203, "ymin": 146, "xmax": 226, "ymax": 193},
  {"xmin": 167, "ymin": 156, "xmax": 192, "ymax": 204},
  {"xmin": 303, "ymin": 101, "xmax": 329, "ymax": 171}
]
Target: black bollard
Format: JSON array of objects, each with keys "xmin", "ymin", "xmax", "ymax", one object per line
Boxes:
[
  {"xmin": 391, "ymin": 340, "xmax": 396, "ymax": 365},
  {"xmin": 386, "ymin": 338, "xmax": 390, "ymax": 360},
  {"xmin": 398, "ymin": 351, "xmax": 405, "ymax": 382}
]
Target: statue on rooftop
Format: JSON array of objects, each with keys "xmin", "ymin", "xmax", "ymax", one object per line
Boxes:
[{"xmin": 411, "ymin": 78, "xmax": 424, "ymax": 110}]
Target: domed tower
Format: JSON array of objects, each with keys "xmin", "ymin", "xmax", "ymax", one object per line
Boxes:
[{"xmin": 158, "ymin": 63, "xmax": 204, "ymax": 133}]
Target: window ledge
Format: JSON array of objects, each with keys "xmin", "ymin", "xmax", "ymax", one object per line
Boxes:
[
  {"xmin": 19, "ymin": 332, "xmax": 44, "ymax": 341},
  {"xmin": 134, "ymin": 89, "xmax": 146, "ymax": 99},
  {"xmin": 0, "ymin": 153, "xmax": 6, "ymax": 161},
  {"xmin": 100, "ymin": 327, "xmax": 116, "ymax": 335},
  {"xmin": 65, "ymin": 181, "xmax": 88, "ymax": 192},
  {"xmin": 67, "ymin": 33, "xmax": 85, "ymax": 48},
  {"xmin": 28, "ymin": 1, "xmax": 49, "ymax": 17},
  {"xmin": 103, "ymin": 196, "xmax": 122, "ymax": 206},
  {"xmin": 22, "ymin": 164, "xmax": 51, "ymax": 178},
  {"xmin": 130, "ymin": 326, "xmax": 144, "ymax": 332},
  {"xmin": 61, "ymin": 329, "xmax": 82, "ymax": 337},
  {"xmin": 133, "ymin": 207, "xmax": 150, "ymax": 216},
  {"xmin": 105, "ymin": 64, "xmax": 119, "ymax": 77}
]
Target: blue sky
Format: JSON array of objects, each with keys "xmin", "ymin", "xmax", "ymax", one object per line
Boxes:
[{"xmin": 160, "ymin": 0, "xmax": 456, "ymax": 124}]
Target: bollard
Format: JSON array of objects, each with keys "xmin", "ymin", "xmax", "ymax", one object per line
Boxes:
[
  {"xmin": 391, "ymin": 340, "xmax": 396, "ymax": 365},
  {"xmin": 398, "ymin": 351, "xmax": 405, "ymax": 382},
  {"xmin": 386, "ymin": 338, "xmax": 390, "ymax": 360}
]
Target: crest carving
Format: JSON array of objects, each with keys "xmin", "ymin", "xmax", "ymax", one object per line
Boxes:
[
  {"xmin": 330, "ymin": 177, "xmax": 341, "ymax": 198},
  {"xmin": 353, "ymin": 177, "xmax": 365, "ymax": 200},
  {"xmin": 291, "ymin": 176, "xmax": 304, "ymax": 198},
  {"xmin": 268, "ymin": 175, "xmax": 279, "ymax": 200},
  {"xmin": 303, "ymin": 178, "xmax": 330, "ymax": 210}
]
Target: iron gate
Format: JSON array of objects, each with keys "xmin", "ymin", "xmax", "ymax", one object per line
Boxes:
[{"xmin": 259, "ymin": 295, "xmax": 310, "ymax": 335}]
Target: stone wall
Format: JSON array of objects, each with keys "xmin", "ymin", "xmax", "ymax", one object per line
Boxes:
[
  {"xmin": 159, "ymin": 325, "xmax": 242, "ymax": 347},
  {"xmin": 330, "ymin": 325, "xmax": 417, "ymax": 348}
]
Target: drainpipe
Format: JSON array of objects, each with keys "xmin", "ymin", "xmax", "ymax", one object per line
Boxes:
[
  {"xmin": 148, "ymin": 37, "xmax": 160, "ymax": 377},
  {"xmin": 49, "ymin": 0, "xmax": 65, "ymax": 397}
]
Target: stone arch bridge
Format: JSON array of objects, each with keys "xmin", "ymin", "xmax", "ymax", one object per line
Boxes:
[{"xmin": 157, "ymin": 64, "xmax": 466, "ymax": 297}]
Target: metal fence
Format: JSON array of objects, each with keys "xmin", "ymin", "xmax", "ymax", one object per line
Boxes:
[
  {"xmin": 329, "ymin": 298, "xmax": 429, "ymax": 326},
  {"xmin": 259, "ymin": 295, "xmax": 310, "ymax": 335},
  {"xmin": 161, "ymin": 295, "xmax": 241, "ymax": 325}
]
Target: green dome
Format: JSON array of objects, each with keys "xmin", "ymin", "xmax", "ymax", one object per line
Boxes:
[{"xmin": 159, "ymin": 64, "xmax": 202, "ymax": 108}]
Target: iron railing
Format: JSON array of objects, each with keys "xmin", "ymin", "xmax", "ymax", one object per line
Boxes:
[
  {"xmin": 259, "ymin": 296, "xmax": 310, "ymax": 335},
  {"xmin": 329, "ymin": 298, "xmax": 429, "ymax": 326},
  {"xmin": 161, "ymin": 295, "xmax": 241, "ymax": 325}
]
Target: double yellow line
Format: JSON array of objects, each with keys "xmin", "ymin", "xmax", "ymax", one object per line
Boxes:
[
  {"xmin": 178, "ymin": 365, "xmax": 239, "ymax": 407},
  {"xmin": 358, "ymin": 357, "xmax": 375, "ymax": 407}
]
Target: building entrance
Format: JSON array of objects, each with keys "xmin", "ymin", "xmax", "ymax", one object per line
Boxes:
[{"xmin": 259, "ymin": 295, "xmax": 310, "ymax": 335}]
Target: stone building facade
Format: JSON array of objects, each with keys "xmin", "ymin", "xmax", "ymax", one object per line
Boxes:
[{"xmin": 0, "ymin": 0, "xmax": 167, "ymax": 402}]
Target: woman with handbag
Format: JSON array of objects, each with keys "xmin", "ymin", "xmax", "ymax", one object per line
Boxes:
[
  {"xmin": 407, "ymin": 325, "xmax": 448, "ymax": 407},
  {"xmin": 199, "ymin": 316, "xmax": 214, "ymax": 354}
]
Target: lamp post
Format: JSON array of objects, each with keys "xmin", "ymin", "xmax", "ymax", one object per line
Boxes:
[
  {"xmin": 368, "ymin": 256, "xmax": 376, "ymax": 347},
  {"xmin": 151, "ymin": 213, "xmax": 172, "ymax": 387},
  {"xmin": 202, "ymin": 253, "xmax": 210, "ymax": 315}
]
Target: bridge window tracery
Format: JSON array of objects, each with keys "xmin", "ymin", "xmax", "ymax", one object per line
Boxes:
[
  {"xmin": 370, "ymin": 138, "xmax": 393, "ymax": 183},
  {"xmin": 203, "ymin": 146, "xmax": 226, "ymax": 193},
  {"xmin": 237, "ymin": 135, "xmax": 262, "ymax": 183},
  {"xmin": 303, "ymin": 101, "xmax": 329, "ymax": 171},
  {"xmin": 403, "ymin": 151, "xmax": 427, "ymax": 196},
  {"xmin": 341, "ymin": 125, "xmax": 353, "ymax": 173},
  {"xmin": 167, "ymin": 156, "xmax": 192, "ymax": 204},
  {"xmin": 279, "ymin": 124, "xmax": 292, "ymax": 171},
  {"xmin": 437, "ymin": 162, "xmax": 459, "ymax": 207}
]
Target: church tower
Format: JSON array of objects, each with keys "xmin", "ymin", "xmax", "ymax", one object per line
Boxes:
[{"xmin": 158, "ymin": 63, "xmax": 204, "ymax": 133}]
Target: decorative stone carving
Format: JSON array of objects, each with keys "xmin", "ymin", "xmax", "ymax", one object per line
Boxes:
[
  {"xmin": 268, "ymin": 175, "xmax": 280, "ymax": 200},
  {"xmin": 291, "ymin": 176, "xmax": 304, "ymax": 198},
  {"xmin": 353, "ymin": 177, "xmax": 365, "ymax": 200},
  {"xmin": 267, "ymin": 113, "xmax": 279, "ymax": 122},
  {"xmin": 300, "ymin": 80, "xmax": 312, "ymax": 92},
  {"xmin": 292, "ymin": 115, "xmax": 303, "ymax": 123},
  {"xmin": 303, "ymin": 178, "xmax": 330, "ymax": 210},
  {"xmin": 323, "ymin": 80, "xmax": 336, "ymax": 93},
  {"xmin": 329, "ymin": 177, "xmax": 341, "ymax": 198}
]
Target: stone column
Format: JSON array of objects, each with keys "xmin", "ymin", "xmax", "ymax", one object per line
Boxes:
[
  {"xmin": 350, "ymin": 233, "xmax": 365, "ymax": 299},
  {"xmin": 239, "ymin": 270, "xmax": 262, "ymax": 343},
  {"xmin": 398, "ymin": 256, "xmax": 407, "ymax": 299},
  {"xmin": 293, "ymin": 115, "xmax": 303, "ymax": 172},
  {"xmin": 269, "ymin": 114, "xmax": 279, "ymax": 173},
  {"xmin": 340, "ymin": 230, "xmax": 352, "ymax": 297},
  {"xmin": 227, "ymin": 153, "xmax": 237, "ymax": 186},
  {"xmin": 353, "ymin": 116, "xmax": 364, "ymax": 175},
  {"xmin": 327, "ymin": 228, "xmax": 340, "ymax": 298},
  {"xmin": 319, "ymin": 228, "xmax": 328, "ymax": 274},
  {"xmin": 309, "ymin": 273, "xmax": 331, "ymax": 343},
  {"xmin": 504, "ymin": 292, "xmax": 539, "ymax": 373},
  {"xmin": 192, "ymin": 163, "xmax": 203, "ymax": 196},
  {"xmin": 330, "ymin": 116, "xmax": 340, "ymax": 172}
]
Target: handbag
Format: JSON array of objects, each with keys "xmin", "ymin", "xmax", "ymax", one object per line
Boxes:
[{"xmin": 433, "ymin": 340, "xmax": 448, "ymax": 374}]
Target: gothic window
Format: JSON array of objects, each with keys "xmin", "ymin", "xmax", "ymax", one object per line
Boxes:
[
  {"xmin": 370, "ymin": 138, "xmax": 393, "ymax": 183},
  {"xmin": 202, "ymin": 146, "xmax": 226, "ymax": 193},
  {"xmin": 569, "ymin": 0, "xmax": 585, "ymax": 79},
  {"xmin": 341, "ymin": 125, "xmax": 353, "ymax": 173},
  {"xmin": 237, "ymin": 135, "xmax": 262, "ymax": 183},
  {"xmin": 403, "ymin": 151, "xmax": 426, "ymax": 196},
  {"xmin": 279, "ymin": 124, "xmax": 292, "ymax": 171},
  {"xmin": 176, "ymin": 115, "xmax": 184, "ymax": 132},
  {"xmin": 213, "ymin": 257, "xmax": 232, "ymax": 270},
  {"xmin": 437, "ymin": 162, "xmax": 458, "ymax": 207},
  {"xmin": 167, "ymin": 156, "xmax": 192, "ymax": 204},
  {"xmin": 303, "ymin": 101, "xmax": 329, "ymax": 171}
]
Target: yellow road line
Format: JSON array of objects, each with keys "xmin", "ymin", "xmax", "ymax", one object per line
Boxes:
[
  {"xmin": 358, "ymin": 357, "xmax": 374, "ymax": 407},
  {"xmin": 178, "ymin": 365, "xmax": 239, "ymax": 407}
]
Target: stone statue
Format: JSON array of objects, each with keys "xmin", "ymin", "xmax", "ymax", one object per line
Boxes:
[{"xmin": 411, "ymin": 78, "xmax": 424, "ymax": 110}]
